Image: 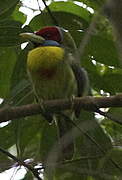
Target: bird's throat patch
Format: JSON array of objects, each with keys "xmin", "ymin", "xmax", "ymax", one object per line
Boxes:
[{"xmin": 37, "ymin": 67, "xmax": 57, "ymax": 79}]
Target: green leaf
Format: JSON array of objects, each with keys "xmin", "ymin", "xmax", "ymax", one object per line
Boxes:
[
  {"xmin": 98, "ymin": 148, "xmax": 122, "ymax": 176},
  {"xmin": 9, "ymin": 79, "xmax": 33, "ymax": 106},
  {"xmin": 0, "ymin": 20, "xmax": 31, "ymax": 47},
  {"xmin": 10, "ymin": 47, "xmax": 28, "ymax": 89},
  {"xmin": 0, "ymin": 0, "xmax": 19, "ymax": 20},
  {"xmin": 0, "ymin": 47, "xmax": 17, "ymax": 98},
  {"xmin": 85, "ymin": 34, "xmax": 120, "ymax": 67},
  {"xmin": 12, "ymin": 116, "xmax": 43, "ymax": 160},
  {"xmin": 39, "ymin": 120, "xmax": 58, "ymax": 162},
  {"xmin": 29, "ymin": 11, "xmax": 89, "ymax": 32},
  {"xmin": 9, "ymin": 44, "xmax": 34, "ymax": 106},
  {"xmin": 101, "ymin": 69, "xmax": 122, "ymax": 94},
  {"xmin": 70, "ymin": 30, "xmax": 120, "ymax": 67},
  {"xmin": 49, "ymin": 1, "xmax": 91, "ymax": 23},
  {"xmin": 75, "ymin": 110, "xmax": 112, "ymax": 173},
  {"xmin": 0, "ymin": 123, "xmax": 16, "ymax": 149},
  {"xmin": 0, "ymin": 20, "xmax": 22, "ymax": 47},
  {"xmin": 11, "ymin": 115, "xmax": 57, "ymax": 164},
  {"xmin": 11, "ymin": 5, "xmax": 27, "ymax": 24},
  {"xmin": 29, "ymin": 1, "xmax": 92, "ymax": 31},
  {"xmin": 69, "ymin": 21, "xmax": 121, "ymax": 96},
  {"xmin": 79, "ymin": 46, "xmax": 122, "ymax": 94},
  {"xmin": 102, "ymin": 108, "xmax": 122, "ymax": 142},
  {"xmin": 0, "ymin": 155, "xmax": 13, "ymax": 172},
  {"xmin": 0, "ymin": 123, "xmax": 17, "ymax": 172}
]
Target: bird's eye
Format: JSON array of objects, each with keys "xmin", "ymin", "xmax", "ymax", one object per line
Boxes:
[{"xmin": 46, "ymin": 33, "xmax": 51, "ymax": 38}]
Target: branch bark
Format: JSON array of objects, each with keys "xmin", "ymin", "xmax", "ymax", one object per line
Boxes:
[
  {"xmin": 0, "ymin": 147, "xmax": 42, "ymax": 180},
  {"xmin": 0, "ymin": 94, "xmax": 122, "ymax": 123}
]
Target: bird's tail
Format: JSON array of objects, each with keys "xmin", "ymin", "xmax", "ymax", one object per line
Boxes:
[{"xmin": 56, "ymin": 113, "xmax": 75, "ymax": 160}]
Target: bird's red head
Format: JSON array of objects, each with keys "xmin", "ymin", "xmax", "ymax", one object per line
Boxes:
[{"xmin": 35, "ymin": 26, "xmax": 62, "ymax": 43}]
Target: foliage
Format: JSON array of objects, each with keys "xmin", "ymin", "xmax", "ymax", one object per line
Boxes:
[{"xmin": 0, "ymin": 0, "xmax": 122, "ymax": 179}]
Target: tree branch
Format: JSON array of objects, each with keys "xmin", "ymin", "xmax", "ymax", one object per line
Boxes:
[
  {"xmin": 41, "ymin": 0, "xmax": 59, "ymax": 26},
  {"xmin": 0, "ymin": 94, "xmax": 122, "ymax": 123},
  {"xmin": 0, "ymin": 147, "xmax": 42, "ymax": 180}
]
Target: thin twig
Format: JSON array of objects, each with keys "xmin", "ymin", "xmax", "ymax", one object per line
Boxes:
[
  {"xmin": 37, "ymin": 0, "xmax": 43, "ymax": 13},
  {"xmin": 69, "ymin": 118, "xmax": 122, "ymax": 171},
  {"xmin": 43, "ymin": 155, "xmax": 102, "ymax": 168},
  {"xmin": 0, "ymin": 147, "xmax": 42, "ymax": 180},
  {"xmin": 78, "ymin": 13, "xmax": 99, "ymax": 59},
  {"xmin": 96, "ymin": 109, "xmax": 122, "ymax": 125},
  {"xmin": 41, "ymin": 0, "xmax": 59, "ymax": 26},
  {"xmin": 62, "ymin": 155, "xmax": 103, "ymax": 165}
]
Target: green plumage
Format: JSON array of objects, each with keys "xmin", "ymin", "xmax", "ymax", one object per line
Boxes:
[
  {"xmin": 22, "ymin": 26, "xmax": 89, "ymax": 160},
  {"xmin": 27, "ymin": 44, "xmax": 77, "ymax": 159}
]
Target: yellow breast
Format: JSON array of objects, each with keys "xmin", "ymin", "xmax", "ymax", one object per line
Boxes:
[
  {"xmin": 27, "ymin": 46, "xmax": 65, "ymax": 72},
  {"xmin": 27, "ymin": 46, "xmax": 76, "ymax": 99}
]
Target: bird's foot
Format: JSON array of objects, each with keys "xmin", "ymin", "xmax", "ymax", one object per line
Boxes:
[
  {"xmin": 69, "ymin": 95, "xmax": 75, "ymax": 111},
  {"xmin": 36, "ymin": 97, "xmax": 54, "ymax": 124}
]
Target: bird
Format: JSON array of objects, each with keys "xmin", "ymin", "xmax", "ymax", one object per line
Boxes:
[{"xmin": 20, "ymin": 26, "xmax": 89, "ymax": 160}]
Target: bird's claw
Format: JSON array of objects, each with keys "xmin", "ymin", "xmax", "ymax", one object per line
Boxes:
[{"xmin": 69, "ymin": 95, "xmax": 75, "ymax": 112}]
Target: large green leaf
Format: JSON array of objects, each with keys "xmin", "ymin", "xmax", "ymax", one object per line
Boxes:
[
  {"xmin": 49, "ymin": 1, "xmax": 91, "ymax": 22},
  {"xmin": 11, "ymin": 116, "xmax": 44, "ymax": 160},
  {"xmin": 10, "ymin": 48, "xmax": 27, "ymax": 88},
  {"xmin": 102, "ymin": 108, "xmax": 122, "ymax": 145},
  {"xmin": 0, "ymin": 47, "xmax": 17, "ymax": 98},
  {"xmin": 74, "ymin": 111, "xmax": 112, "ymax": 179},
  {"xmin": 85, "ymin": 61, "xmax": 122, "ymax": 94},
  {"xmin": 69, "ymin": 30, "xmax": 120, "ymax": 67},
  {"xmin": 70, "ymin": 30, "xmax": 122, "ymax": 94},
  {"xmin": 39, "ymin": 120, "xmax": 58, "ymax": 162},
  {"xmin": 101, "ymin": 69, "xmax": 122, "ymax": 94},
  {"xmin": 98, "ymin": 148, "xmax": 122, "ymax": 176},
  {"xmin": 0, "ymin": 20, "xmax": 31, "ymax": 47},
  {"xmin": 29, "ymin": 1, "xmax": 92, "ymax": 31},
  {"xmin": 9, "ymin": 43, "xmax": 34, "ymax": 106},
  {"xmin": 0, "ymin": 0, "xmax": 19, "ymax": 20},
  {"xmin": 0, "ymin": 123, "xmax": 17, "ymax": 172},
  {"xmin": 0, "ymin": 123, "xmax": 16, "ymax": 149},
  {"xmin": 29, "ymin": 11, "xmax": 89, "ymax": 32},
  {"xmin": 84, "ymin": 34, "xmax": 120, "ymax": 67}
]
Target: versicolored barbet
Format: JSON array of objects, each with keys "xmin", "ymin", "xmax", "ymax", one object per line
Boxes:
[{"xmin": 20, "ymin": 26, "xmax": 89, "ymax": 160}]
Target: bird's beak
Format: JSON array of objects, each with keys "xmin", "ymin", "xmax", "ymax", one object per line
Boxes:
[{"xmin": 19, "ymin": 32, "xmax": 45, "ymax": 44}]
